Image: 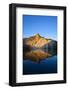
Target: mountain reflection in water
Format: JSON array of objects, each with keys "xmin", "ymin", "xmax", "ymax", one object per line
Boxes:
[
  {"xmin": 23, "ymin": 48, "xmax": 57, "ymax": 75},
  {"xmin": 23, "ymin": 48, "xmax": 57, "ymax": 63}
]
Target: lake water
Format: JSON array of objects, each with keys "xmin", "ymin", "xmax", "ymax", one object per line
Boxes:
[{"xmin": 23, "ymin": 49, "xmax": 57, "ymax": 75}]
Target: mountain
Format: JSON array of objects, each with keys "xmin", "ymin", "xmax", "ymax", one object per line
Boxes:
[{"xmin": 23, "ymin": 34, "xmax": 52, "ymax": 48}]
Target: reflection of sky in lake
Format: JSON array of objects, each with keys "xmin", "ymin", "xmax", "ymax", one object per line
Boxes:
[{"xmin": 23, "ymin": 49, "xmax": 57, "ymax": 75}]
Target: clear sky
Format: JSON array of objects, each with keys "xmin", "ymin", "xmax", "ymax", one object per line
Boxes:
[{"xmin": 23, "ymin": 15, "xmax": 57, "ymax": 40}]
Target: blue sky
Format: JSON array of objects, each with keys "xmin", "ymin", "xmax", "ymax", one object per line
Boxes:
[{"xmin": 23, "ymin": 15, "xmax": 57, "ymax": 40}]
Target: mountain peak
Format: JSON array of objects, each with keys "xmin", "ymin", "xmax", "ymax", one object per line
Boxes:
[
  {"xmin": 35, "ymin": 33, "xmax": 41, "ymax": 37},
  {"xmin": 23, "ymin": 34, "xmax": 53, "ymax": 48}
]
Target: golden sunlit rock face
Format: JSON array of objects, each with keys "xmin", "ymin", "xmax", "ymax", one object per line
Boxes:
[
  {"xmin": 23, "ymin": 34, "xmax": 51, "ymax": 48},
  {"xmin": 24, "ymin": 50, "xmax": 51, "ymax": 62}
]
